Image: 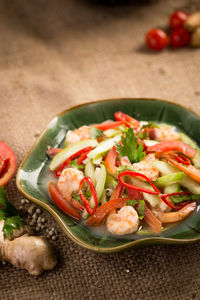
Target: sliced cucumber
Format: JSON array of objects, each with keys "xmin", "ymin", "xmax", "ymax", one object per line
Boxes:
[
  {"xmin": 100, "ymin": 189, "xmax": 107, "ymax": 205},
  {"xmin": 155, "ymin": 172, "xmax": 184, "ymax": 187},
  {"xmin": 95, "ymin": 164, "xmax": 106, "ymax": 201},
  {"xmin": 50, "ymin": 139, "xmax": 98, "ymax": 171},
  {"xmin": 85, "ymin": 159, "xmax": 96, "ymax": 185},
  {"xmin": 105, "ymin": 175, "xmax": 118, "ymax": 189},
  {"xmin": 164, "ymin": 183, "xmax": 180, "ymax": 194},
  {"xmin": 152, "ymin": 160, "xmax": 200, "ymax": 195},
  {"xmin": 87, "ymin": 135, "xmax": 121, "ymax": 160},
  {"xmin": 93, "ymin": 156, "xmax": 103, "ymax": 165},
  {"xmin": 130, "ymin": 177, "xmax": 159, "ymax": 207},
  {"xmin": 181, "ymin": 176, "xmax": 200, "ymax": 194},
  {"xmin": 104, "ymin": 129, "xmax": 122, "ymax": 138}
]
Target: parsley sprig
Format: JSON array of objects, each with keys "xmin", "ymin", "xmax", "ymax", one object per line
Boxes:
[
  {"xmin": 115, "ymin": 128, "xmax": 145, "ymax": 163},
  {"xmin": 0, "ymin": 186, "xmax": 23, "ymax": 237}
]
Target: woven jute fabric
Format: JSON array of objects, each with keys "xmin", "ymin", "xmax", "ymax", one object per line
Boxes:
[{"xmin": 0, "ymin": 0, "xmax": 200, "ymax": 299}]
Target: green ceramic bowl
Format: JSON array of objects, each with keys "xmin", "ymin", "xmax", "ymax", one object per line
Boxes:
[{"xmin": 16, "ymin": 98, "xmax": 200, "ymax": 252}]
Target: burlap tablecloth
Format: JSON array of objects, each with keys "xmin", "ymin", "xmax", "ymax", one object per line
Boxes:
[{"xmin": 1, "ymin": 0, "xmax": 200, "ymax": 299}]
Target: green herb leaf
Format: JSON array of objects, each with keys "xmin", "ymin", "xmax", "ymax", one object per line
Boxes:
[
  {"xmin": 70, "ymin": 160, "xmax": 84, "ymax": 169},
  {"xmin": 0, "ymin": 186, "xmax": 24, "ymax": 237},
  {"xmin": 170, "ymin": 194, "xmax": 200, "ymax": 204},
  {"xmin": 115, "ymin": 128, "xmax": 145, "ymax": 164},
  {"xmin": 138, "ymin": 131, "xmax": 149, "ymax": 140},
  {"xmin": 126, "ymin": 199, "xmax": 137, "ymax": 207},
  {"xmin": 90, "ymin": 127, "xmax": 104, "ymax": 139},
  {"xmin": 72, "ymin": 193, "xmax": 83, "ymax": 204},
  {"xmin": 141, "ymin": 122, "xmax": 159, "ymax": 130},
  {"xmin": 3, "ymin": 216, "xmax": 24, "ymax": 238},
  {"xmin": 138, "ymin": 200, "xmax": 145, "ymax": 220}
]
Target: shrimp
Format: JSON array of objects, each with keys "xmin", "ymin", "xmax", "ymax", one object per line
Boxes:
[
  {"xmin": 152, "ymin": 126, "xmax": 180, "ymax": 142},
  {"xmin": 159, "ymin": 202, "xmax": 196, "ymax": 223},
  {"xmin": 66, "ymin": 126, "xmax": 90, "ymax": 145},
  {"xmin": 133, "ymin": 153, "xmax": 159, "ymax": 181},
  {"xmin": 57, "ymin": 168, "xmax": 84, "ymax": 201},
  {"xmin": 106, "ymin": 206, "xmax": 139, "ymax": 235}
]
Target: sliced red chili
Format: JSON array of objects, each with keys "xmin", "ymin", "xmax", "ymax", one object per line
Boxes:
[
  {"xmin": 160, "ymin": 192, "xmax": 189, "ymax": 210},
  {"xmin": 54, "ymin": 146, "xmax": 93, "ymax": 177},
  {"xmin": 118, "ymin": 171, "xmax": 160, "ymax": 195},
  {"xmin": 79, "ymin": 177, "xmax": 98, "ymax": 215},
  {"xmin": 77, "ymin": 147, "xmax": 93, "ymax": 165}
]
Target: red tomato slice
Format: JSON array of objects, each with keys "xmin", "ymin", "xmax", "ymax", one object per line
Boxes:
[
  {"xmin": 49, "ymin": 182, "xmax": 81, "ymax": 220},
  {"xmin": 104, "ymin": 146, "xmax": 117, "ymax": 174},
  {"xmin": 147, "ymin": 141, "xmax": 196, "ymax": 158},
  {"xmin": 86, "ymin": 197, "xmax": 129, "ymax": 226},
  {"xmin": 114, "ymin": 111, "xmax": 140, "ymax": 130},
  {"xmin": 91, "ymin": 121, "xmax": 125, "ymax": 131},
  {"xmin": 0, "ymin": 141, "xmax": 17, "ymax": 186}
]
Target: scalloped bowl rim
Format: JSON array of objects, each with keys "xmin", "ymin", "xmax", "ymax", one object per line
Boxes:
[{"xmin": 16, "ymin": 98, "xmax": 200, "ymax": 252}]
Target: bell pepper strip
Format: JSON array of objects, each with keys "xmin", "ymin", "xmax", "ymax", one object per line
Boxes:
[
  {"xmin": 49, "ymin": 182, "xmax": 81, "ymax": 220},
  {"xmin": 46, "ymin": 147, "xmax": 62, "ymax": 158},
  {"xmin": 160, "ymin": 192, "xmax": 189, "ymax": 210},
  {"xmin": 86, "ymin": 197, "xmax": 129, "ymax": 226},
  {"xmin": 55, "ymin": 146, "xmax": 94, "ymax": 177},
  {"xmin": 0, "ymin": 141, "xmax": 17, "ymax": 187},
  {"xmin": 114, "ymin": 111, "xmax": 140, "ymax": 130},
  {"xmin": 104, "ymin": 146, "xmax": 117, "ymax": 174},
  {"xmin": 144, "ymin": 205, "xmax": 162, "ymax": 233},
  {"xmin": 90, "ymin": 121, "xmax": 125, "ymax": 132},
  {"xmin": 147, "ymin": 141, "xmax": 196, "ymax": 158},
  {"xmin": 79, "ymin": 177, "xmax": 98, "ymax": 215},
  {"xmin": 166, "ymin": 156, "xmax": 200, "ymax": 184},
  {"xmin": 118, "ymin": 171, "xmax": 160, "ymax": 195},
  {"xmin": 77, "ymin": 147, "xmax": 93, "ymax": 165}
]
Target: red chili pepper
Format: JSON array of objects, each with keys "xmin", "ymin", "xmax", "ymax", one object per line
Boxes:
[
  {"xmin": 118, "ymin": 171, "xmax": 160, "ymax": 195},
  {"xmin": 54, "ymin": 146, "xmax": 93, "ymax": 177},
  {"xmin": 160, "ymin": 192, "xmax": 189, "ymax": 210},
  {"xmin": 79, "ymin": 177, "xmax": 98, "ymax": 215},
  {"xmin": 114, "ymin": 111, "xmax": 140, "ymax": 130},
  {"xmin": 77, "ymin": 147, "xmax": 93, "ymax": 165},
  {"xmin": 173, "ymin": 153, "xmax": 190, "ymax": 165}
]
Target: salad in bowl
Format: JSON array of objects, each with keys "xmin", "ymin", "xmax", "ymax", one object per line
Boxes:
[{"xmin": 47, "ymin": 111, "xmax": 200, "ymax": 237}]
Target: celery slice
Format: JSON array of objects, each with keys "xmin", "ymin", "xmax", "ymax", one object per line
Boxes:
[
  {"xmin": 87, "ymin": 135, "xmax": 121, "ymax": 160},
  {"xmin": 164, "ymin": 183, "xmax": 180, "ymax": 194},
  {"xmin": 85, "ymin": 160, "xmax": 96, "ymax": 185},
  {"xmin": 155, "ymin": 172, "xmax": 184, "ymax": 187},
  {"xmin": 50, "ymin": 139, "xmax": 98, "ymax": 171},
  {"xmin": 95, "ymin": 164, "xmax": 106, "ymax": 201}
]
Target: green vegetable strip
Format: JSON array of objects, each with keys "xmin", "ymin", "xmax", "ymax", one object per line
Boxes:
[{"xmin": 155, "ymin": 172, "xmax": 184, "ymax": 187}]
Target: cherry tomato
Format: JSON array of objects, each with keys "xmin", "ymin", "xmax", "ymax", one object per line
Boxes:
[
  {"xmin": 169, "ymin": 28, "xmax": 190, "ymax": 47},
  {"xmin": 146, "ymin": 29, "xmax": 168, "ymax": 51},
  {"xmin": 0, "ymin": 141, "xmax": 17, "ymax": 186},
  {"xmin": 170, "ymin": 10, "xmax": 188, "ymax": 29}
]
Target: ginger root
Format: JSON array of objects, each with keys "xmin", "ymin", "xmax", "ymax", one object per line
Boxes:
[{"xmin": 0, "ymin": 220, "xmax": 57, "ymax": 275}]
